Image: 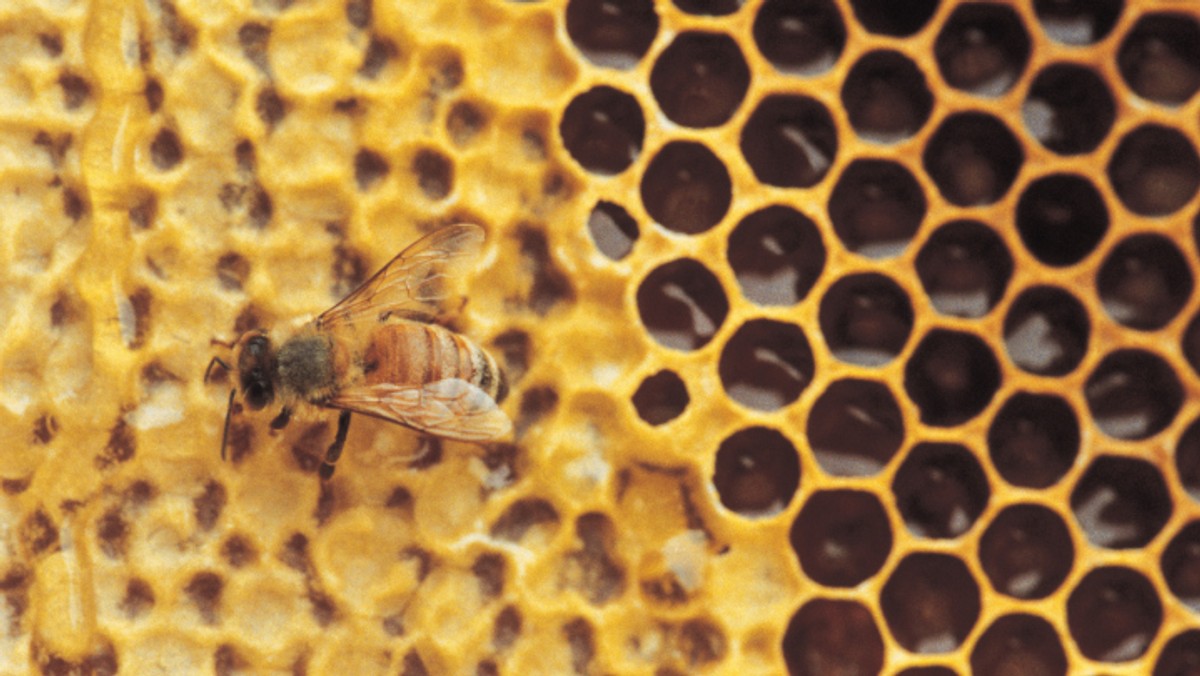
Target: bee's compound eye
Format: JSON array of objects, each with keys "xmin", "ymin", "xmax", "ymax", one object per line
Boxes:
[{"xmin": 243, "ymin": 381, "xmax": 273, "ymax": 410}]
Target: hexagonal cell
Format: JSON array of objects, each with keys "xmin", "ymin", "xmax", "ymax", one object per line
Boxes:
[
  {"xmin": 971, "ymin": 614, "xmax": 1067, "ymax": 676},
  {"xmin": 1022, "ymin": 63, "xmax": 1116, "ymax": 155},
  {"xmin": 712, "ymin": 426, "xmax": 800, "ymax": 517},
  {"xmin": 1157, "ymin": 631, "xmax": 1200, "ymax": 676},
  {"xmin": 923, "ymin": 112, "xmax": 1023, "ymax": 207},
  {"xmin": 1066, "ymin": 566, "xmax": 1163, "ymax": 662},
  {"xmin": 1084, "ymin": 349, "xmax": 1182, "ymax": 440},
  {"xmin": 979, "ymin": 504, "xmax": 1073, "ymax": 600},
  {"xmin": 806, "ymin": 378, "xmax": 904, "ymax": 477},
  {"xmin": 892, "ymin": 442, "xmax": 989, "ymax": 540},
  {"xmin": 782, "ymin": 599, "xmax": 884, "ymax": 676},
  {"xmin": 753, "ymin": 0, "xmax": 845, "ymax": 76},
  {"xmin": 1177, "ymin": 417, "xmax": 1200, "ymax": 502},
  {"xmin": 790, "ymin": 489, "xmax": 892, "ymax": 587},
  {"xmin": 987, "ymin": 392, "xmax": 1079, "ymax": 490},
  {"xmin": 726, "ymin": 206, "xmax": 825, "ymax": 307},
  {"xmin": 673, "ymin": 0, "xmax": 741, "ymax": 14},
  {"xmin": 1161, "ymin": 521, "xmax": 1200, "ymax": 612},
  {"xmin": 1015, "ymin": 173, "xmax": 1109, "ymax": 267},
  {"xmin": 636, "ymin": 258, "xmax": 729, "ymax": 351},
  {"xmin": 560, "ymin": 86, "xmax": 645, "ymax": 175},
  {"xmin": 1185, "ymin": 311, "xmax": 1200, "ymax": 377},
  {"xmin": 1118, "ymin": 13, "xmax": 1200, "ymax": 107},
  {"xmin": 841, "ymin": 50, "xmax": 933, "ymax": 144},
  {"xmin": 640, "ymin": 141, "xmax": 731, "ymax": 235},
  {"xmin": 819, "ymin": 272, "xmax": 913, "ymax": 367},
  {"xmin": 586, "ymin": 201, "xmax": 638, "ymax": 261},
  {"xmin": 916, "ymin": 220, "xmax": 1013, "ymax": 319},
  {"xmin": 847, "ymin": 0, "xmax": 936, "ymax": 37},
  {"xmin": 828, "ymin": 159, "xmax": 926, "ymax": 259},
  {"xmin": 565, "ymin": 0, "xmax": 659, "ymax": 69},
  {"xmin": 1033, "ymin": 0, "xmax": 1122, "ymax": 45},
  {"xmin": 1108, "ymin": 124, "xmax": 1200, "ymax": 217},
  {"xmin": 934, "ymin": 4, "xmax": 1031, "ymax": 97},
  {"xmin": 1003, "ymin": 285, "xmax": 1090, "ymax": 377},
  {"xmin": 1097, "ymin": 234, "xmax": 1193, "ymax": 331},
  {"xmin": 904, "ymin": 329, "xmax": 1001, "ymax": 427},
  {"xmin": 740, "ymin": 95, "xmax": 838, "ymax": 188},
  {"xmin": 649, "ymin": 32, "xmax": 750, "ymax": 128},
  {"xmin": 1071, "ymin": 456, "xmax": 1171, "ymax": 549},
  {"xmin": 881, "ymin": 553, "xmax": 981, "ymax": 654},
  {"xmin": 632, "ymin": 370, "xmax": 688, "ymax": 426},
  {"xmin": 718, "ymin": 319, "xmax": 814, "ymax": 412}
]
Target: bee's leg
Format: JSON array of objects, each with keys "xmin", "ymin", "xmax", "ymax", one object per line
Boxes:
[
  {"xmin": 270, "ymin": 406, "xmax": 292, "ymax": 431},
  {"xmin": 319, "ymin": 411, "xmax": 351, "ymax": 480}
]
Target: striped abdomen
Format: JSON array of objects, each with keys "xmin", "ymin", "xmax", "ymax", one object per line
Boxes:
[{"xmin": 360, "ymin": 323, "xmax": 507, "ymax": 403}]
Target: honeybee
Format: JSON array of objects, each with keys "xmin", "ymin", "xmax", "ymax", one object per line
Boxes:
[{"xmin": 205, "ymin": 223, "xmax": 510, "ymax": 479}]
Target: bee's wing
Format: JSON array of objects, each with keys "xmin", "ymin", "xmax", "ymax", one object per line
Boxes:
[
  {"xmin": 317, "ymin": 223, "xmax": 485, "ymax": 330},
  {"xmin": 329, "ymin": 379, "xmax": 512, "ymax": 442}
]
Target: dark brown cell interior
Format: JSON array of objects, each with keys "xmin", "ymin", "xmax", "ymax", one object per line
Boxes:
[
  {"xmin": 896, "ymin": 668, "xmax": 957, "ymax": 676},
  {"xmin": 1108, "ymin": 123, "xmax": 1200, "ymax": 217},
  {"xmin": 718, "ymin": 319, "xmax": 814, "ymax": 412},
  {"xmin": 1085, "ymin": 348, "xmax": 1182, "ymax": 441},
  {"xmin": 740, "ymin": 94, "xmax": 837, "ymax": 188},
  {"xmin": 150, "ymin": 128, "xmax": 183, "ymax": 170},
  {"xmin": 1070, "ymin": 455, "xmax": 1171, "ymax": 550},
  {"xmin": 412, "ymin": 148, "xmax": 453, "ymax": 200},
  {"xmin": 753, "ymin": 0, "xmax": 844, "ymax": 75},
  {"xmin": 922, "ymin": 112, "xmax": 1023, "ymax": 207},
  {"xmin": 564, "ymin": 0, "xmax": 658, "ymax": 69},
  {"xmin": 560, "ymin": 86, "xmax": 645, "ymax": 175},
  {"xmin": 934, "ymin": 4, "xmax": 1031, "ymax": 96},
  {"xmin": 1177, "ymin": 417, "xmax": 1200, "ymax": 503},
  {"xmin": 631, "ymin": 370, "xmax": 688, "ymax": 426},
  {"xmin": 892, "ymin": 442, "xmax": 989, "ymax": 540},
  {"xmin": 649, "ymin": 31, "xmax": 750, "ymax": 129},
  {"xmin": 971, "ymin": 614, "xmax": 1067, "ymax": 676},
  {"xmin": 818, "ymin": 272, "xmax": 913, "ymax": 367},
  {"xmin": 987, "ymin": 392, "xmax": 1079, "ymax": 490},
  {"xmin": 1015, "ymin": 173, "xmax": 1108, "ymax": 267},
  {"xmin": 806, "ymin": 378, "xmax": 903, "ymax": 477},
  {"xmin": 848, "ymin": 0, "xmax": 937, "ymax": 37},
  {"xmin": 1097, "ymin": 233, "xmax": 1193, "ymax": 331},
  {"xmin": 673, "ymin": 0, "xmax": 741, "ymax": 15},
  {"xmin": 904, "ymin": 329, "xmax": 1001, "ymax": 428},
  {"xmin": 1118, "ymin": 13, "xmax": 1200, "ymax": 106},
  {"xmin": 354, "ymin": 148, "xmax": 389, "ymax": 190},
  {"xmin": 916, "ymin": 220, "xmax": 1013, "ymax": 319},
  {"xmin": 979, "ymin": 504, "xmax": 1074, "ymax": 600},
  {"xmin": 1023, "ymin": 63, "xmax": 1116, "ymax": 156},
  {"xmin": 1161, "ymin": 521, "xmax": 1200, "ymax": 612},
  {"xmin": 636, "ymin": 258, "xmax": 728, "ymax": 351},
  {"xmin": 782, "ymin": 600, "xmax": 884, "ymax": 676},
  {"xmin": 790, "ymin": 489, "xmax": 892, "ymax": 587},
  {"xmin": 1157, "ymin": 630, "xmax": 1200, "ymax": 676},
  {"xmin": 1186, "ymin": 310, "xmax": 1200, "ymax": 377},
  {"xmin": 726, "ymin": 205, "xmax": 825, "ymax": 306},
  {"xmin": 587, "ymin": 201, "xmax": 638, "ymax": 261},
  {"xmin": 1003, "ymin": 285, "xmax": 1090, "ymax": 377},
  {"xmin": 841, "ymin": 49, "xmax": 933, "ymax": 144},
  {"xmin": 1066, "ymin": 566, "xmax": 1163, "ymax": 663},
  {"xmin": 711, "ymin": 426, "xmax": 800, "ymax": 517},
  {"xmin": 828, "ymin": 158, "xmax": 926, "ymax": 259},
  {"xmin": 640, "ymin": 141, "xmax": 731, "ymax": 235},
  {"xmin": 1033, "ymin": 0, "xmax": 1122, "ymax": 45},
  {"xmin": 881, "ymin": 553, "xmax": 981, "ymax": 654}
]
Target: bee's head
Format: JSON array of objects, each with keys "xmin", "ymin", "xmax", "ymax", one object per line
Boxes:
[{"xmin": 235, "ymin": 330, "xmax": 276, "ymax": 410}]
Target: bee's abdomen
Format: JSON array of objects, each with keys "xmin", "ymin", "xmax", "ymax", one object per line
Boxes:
[{"xmin": 363, "ymin": 324, "xmax": 506, "ymax": 401}]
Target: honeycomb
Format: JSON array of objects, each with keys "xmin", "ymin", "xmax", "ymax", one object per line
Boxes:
[{"xmin": 2, "ymin": 0, "xmax": 1200, "ymax": 673}]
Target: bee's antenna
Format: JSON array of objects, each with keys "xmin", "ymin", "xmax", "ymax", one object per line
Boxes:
[
  {"xmin": 205, "ymin": 356, "xmax": 231, "ymax": 382},
  {"xmin": 220, "ymin": 388, "xmax": 236, "ymax": 462}
]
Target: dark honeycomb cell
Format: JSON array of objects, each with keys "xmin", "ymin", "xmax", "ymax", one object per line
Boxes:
[
  {"xmin": 560, "ymin": 86, "xmax": 644, "ymax": 175},
  {"xmin": 718, "ymin": 319, "xmax": 814, "ymax": 412},
  {"xmin": 649, "ymin": 32, "xmax": 750, "ymax": 128},
  {"xmin": 881, "ymin": 553, "xmax": 980, "ymax": 654},
  {"xmin": 841, "ymin": 50, "xmax": 933, "ymax": 144},
  {"xmin": 673, "ymin": 0, "xmax": 741, "ymax": 15},
  {"xmin": 897, "ymin": 668, "xmax": 956, "ymax": 676},
  {"xmin": 640, "ymin": 141, "xmax": 731, "ymax": 235},
  {"xmin": 726, "ymin": 206, "xmax": 825, "ymax": 306},
  {"xmin": 1108, "ymin": 124, "xmax": 1200, "ymax": 217},
  {"xmin": 828, "ymin": 159, "xmax": 926, "ymax": 259},
  {"xmin": 587, "ymin": 201, "xmax": 638, "ymax": 261},
  {"xmin": 893, "ymin": 443, "xmax": 989, "ymax": 540},
  {"xmin": 1161, "ymin": 521, "xmax": 1200, "ymax": 612},
  {"xmin": 1066, "ymin": 566, "xmax": 1162, "ymax": 662},
  {"xmin": 819, "ymin": 273, "xmax": 913, "ymax": 367},
  {"xmin": 150, "ymin": 128, "xmax": 183, "ymax": 170},
  {"xmin": 782, "ymin": 600, "xmax": 883, "ymax": 676},
  {"xmin": 354, "ymin": 148, "xmax": 389, "ymax": 190},
  {"xmin": 1022, "ymin": 63, "xmax": 1116, "ymax": 155},
  {"xmin": 935, "ymin": 4, "xmax": 1031, "ymax": 96},
  {"xmin": 806, "ymin": 378, "xmax": 903, "ymax": 477},
  {"xmin": 790, "ymin": 490, "xmax": 892, "ymax": 587},
  {"xmin": 1071, "ymin": 456, "xmax": 1171, "ymax": 550},
  {"xmin": 1003, "ymin": 286, "xmax": 1090, "ymax": 377},
  {"xmin": 565, "ymin": 0, "xmax": 658, "ymax": 69},
  {"xmin": 1117, "ymin": 13, "xmax": 1200, "ymax": 107},
  {"xmin": 1097, "ymin": 234, "xmax": 1192, "ymax": 331},
  {"xmin": 1187, "ymin": 311, "xmax": 1200, "ymax": 377},
  {"xmin": 632, "ymin": 370, "xmax": 688, "ymax": 426},
  {"xmin": 971, "ymin": 614, "xmax": 1067, "ymax": 676},
  {"xmin": 979, "ymin": 504, "xmax": 1073, "ymax": 600},
  {"xmin": 753, "ymin": 0, "xmax": 845, "ymax": 76},
  {"xmin": 1085, "ymin": 349, "xmax": 1182, "ymax": 440},
  {"xmin": 1033, "ymin": 0, "xmax": 1121, "ymax": 45},
  {"xmin": 916, "ymin": 220, "xmax": 1012, "ymax": 319},
  {"xmin": 1015, "ymin": 173, "xmax": 1108, "ymax": 267},
  {"xmin": 987, "ymin": 392, "xmax": 1079, "ymax": 490},
  {"xmin": 904, "ymin": 329, "xmax": 1001, "ymax": 427},
  {"xmin": 848, "ymin": 0, "xmax": 937, "ymax": 37},
  {"xmin": 740, "ymin": 95, "xmax": 837, "ymax": 188},
  {"xmin": 636, "ymin": 258, "xmax": 728, "ymax": 351},
  {"xmin": 712, "ymin": 426, "xmax": 800, "ymax": 517},
  {"xmin": 1178, "ymin": 417, "xmax": 1200, "ymax": 502},
  {"xmin": 923, "ymin": 113, "xmax": 1023, "ymax": 207},
  {"xmin": 1157, "ymin": 631, "xmax": 1200, "ymax": 676}
]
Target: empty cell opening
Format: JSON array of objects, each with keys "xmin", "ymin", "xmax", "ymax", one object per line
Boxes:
[
  {"xmin": 1003, "ymin": 285, "xmax": 1090, "ymax": 376},
  {"xmin": 1066, "ymin": 566, "xmax": 1162, "ymax": 662},
  {"xmin": 1176, "ymin": 417, "xmax": 1200, "ymax": 503},
  {"xmin": 782, "ymin": 600, "xmax": 883, "ymax": 676},
  {"xmin": 806, "ymin": 378, "xmax": 903, "ymax": 477},
  {"xmin": 640, "ymin": 141, "xmax": 731, "ymax": 235},
  {"xmin": 819, "ymin": 272, "xmax": 913, "ymax": 367},
  {"xmin": 636, "ymin": 258, "xmax": 728, "ymax": 351},
  {"xmin": 1097, "ymin": 233, "xmax": 1193, "ymax": 331},
  {"xmin": 1117, "ymin": 13, "xmax": 1200, "ymax": 106},
  {"xmin": 970, "ymin": 614, "xmax": 1067, "ymax": 676},
  {"xmin": 904, "ymin": 329, "xmax": 1001, "ymax": 427},
  {"xmin": 1108, "ymin": 124, "xmax": 1200, "ymax": 217},
  {"xmin": 979, "ymin": 505, "xmax": 1074, "ymax": 600},
  {"xmin": 1015, "ymin": 173, "xmax": 1108, "ymax": 267},
  {"xmin": 650, "ymin": 32, "xmax": 750, "ymax": 128},
  {"xmin": 587, "ymin": 201, "xmax": 639, "ymax": 261},
  {"xmin": 987, "ymin": 392, "xmax": 1079, "ymax": 490},
  {"xmin": 880, "ymin": 553, "xmax": 981, "ymax": 654},
  {"xmin": 1161, "ymin": 522, "xmax": 1200, "ymax": 612},
  {"xmin": 1070, "ymin": 455, "xmax": 1171, "ymax": 550},
  {"xmin": 712, "ymin": 426, "xmax": 800, "ymax": 516},
  {"xmin": 892, "ymin": 442, "xmax": 989, "ymax": 540},
  {"xmin": 741, "ymin": 95, "xmax": 837, "ymax": 188},
  {"xmin": 726, "ymin": 205, "xmax": 825, "ymax": 307},
  {"xmin": 934, "ymin": 4, "xmax": 1031, "ymax": 97},
  {"xmin": 753, "ymin": 0, "xmax": 845, "ymax": 76},
  {"xmin": 916, "ymin": 220, "xmax": 1013, "ymax": 319},
  {"xmin": 1085, "ymin": 348, "xmax": 1182, "ymax": 440},
  {"xmin": 1033, "ymin": 0, "xmax": 1122, "ymax": 45},
  {"xmin": 631, "ymin": 370, "xmax": 688, "ymax": 425},
  {"xmin": 790, "ymin": 489, "xmax": 891, "ymax": 587},
  {"xmin": 560, "ymin": 86, "xmax": 645, "ymax": 174},
  {"xmin": 565, "ymin": 0, "xmax": 658, "ymax": 69},
  {"xmin": 1023, "ymin": 63, "xmax": 1116, "ymax": 156},
  {"xmin": 849, "ymin": 0, "xmax": 936, "ymax": 37},
  {"xmin": 718, "ymin": 319, "xmax": 814, "ymax": 411},
  {"xmin": 828, "ymin": 158, "xmax": 926, "ymax": 259},
  {"xmin": 922, "ymin": 112, "xmax": 1023, "ymax": 207},
  {"xmin": 841, "ymin": 50, "xmax": 933, "ymax": 144}
]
